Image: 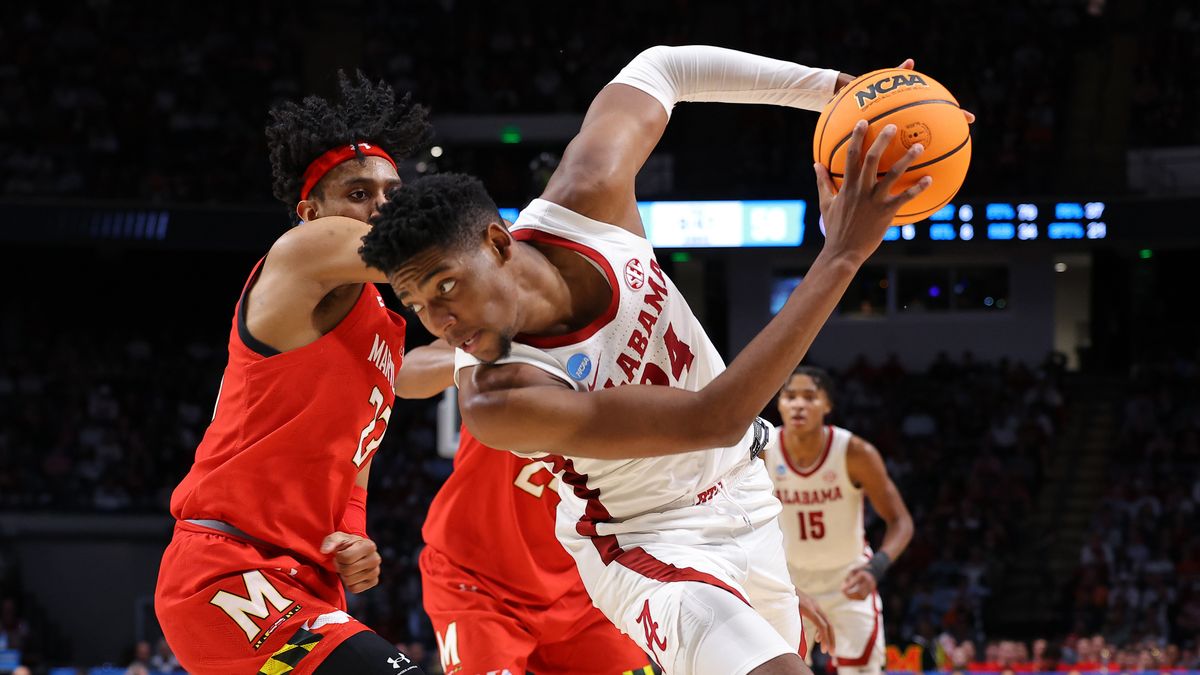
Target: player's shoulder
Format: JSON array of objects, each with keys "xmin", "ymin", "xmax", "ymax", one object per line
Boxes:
[
  {"xmin": 844, "ymin": 430, "xmax": 880, "ymax": 457},
  {"xmin": 461, "ymin": 362, "xmax": 565, "ymax": 399},
  {"xmin": 458, "ymin": 347, "xmax": 575, "ymax": 396},
  {"xmin": 516, "ymin": 197, "xmax": 647, "ymax": 244},
  {"xmin": 844, "ymin": 431, "xmax": 888, "ymax": 482},
  {"xmin": 268, "ymin": 216, "xmax": 367, "ymax": 261},
  {"xmin": 260, "ymin": 216, "xmax": 380, "ymax": 291},
  {"xmin": 455, "ymin": 340, "xmax": 576, "ymax": 395}
]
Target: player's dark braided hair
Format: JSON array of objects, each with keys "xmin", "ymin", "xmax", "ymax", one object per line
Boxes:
[
  {"xmin": 359, "ymin": 173, "xmax": 500, "ymax": 273},
  {"xmin": 266, "ymin": 70, "xmax": 433, "ymax": 206}
]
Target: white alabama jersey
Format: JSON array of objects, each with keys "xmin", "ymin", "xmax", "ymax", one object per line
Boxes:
[
  {"xmin": 763, "ymin": 425, "xmax": 866, "ymax": 571},
  {"xmin": 454, "ymin": 198, "xmax": 769, "ymax": 526}
]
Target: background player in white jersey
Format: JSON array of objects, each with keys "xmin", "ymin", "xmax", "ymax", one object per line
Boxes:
[
  {"xmin": 763, "ymin": 366, "xmax": 914, "ymax": 675},
  {"xmin": 360, "ymin": 45, "xmax": 950, "ymax": 675}
]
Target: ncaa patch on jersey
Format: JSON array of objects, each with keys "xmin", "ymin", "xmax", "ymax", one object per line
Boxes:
[
  {"xmin": 776, "ymin": 464, "xmax": 787, "ymax": 477},
  {"xmin": 567, "ymin": 353, "xmax": 593, "ymax": 381},
  {"xmin": 624, "ymin": 258, "xmax": 646, "ymax": 290}
]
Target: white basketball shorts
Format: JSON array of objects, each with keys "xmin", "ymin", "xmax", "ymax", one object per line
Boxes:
[
  {"xmin": 789, "ymin": 555, "xmax": 885, "ymax": 675},
  {"xmin": 555, "ymin": 458, "xmax": 806, "ymax": 675}
]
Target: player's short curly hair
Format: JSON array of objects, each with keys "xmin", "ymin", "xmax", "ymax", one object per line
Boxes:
[
  {"xmin": 359, "ymin": 173, "xmax": 500, "ymax": 273},
  {"xmin": 266, "ymin": 70, "xmax": 433, "ymax": 206},
  {"xmin": 786, "ymin": 365, "xmax": 836, "ymax": 405}
]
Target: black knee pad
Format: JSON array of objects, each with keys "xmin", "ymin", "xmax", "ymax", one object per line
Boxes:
[{"xmin": 313, "ymin": 631, "xmax": 427, "ymax": 675}]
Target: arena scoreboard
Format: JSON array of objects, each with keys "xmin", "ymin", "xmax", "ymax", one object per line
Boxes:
[
  {"xmin": 870, "ymin": 200, "xmax": 1109, "ymax": 243},
  {"xmin": 500, "ymin": 198, "xmax": 1109, "ymax": 249},
  {"xmin": 13, "ymin": 194, "xmax": 1188, "ymax": 251},
  {"xmin": 501, "ymin": 199, "xmax": 806, "ymax": 248}
]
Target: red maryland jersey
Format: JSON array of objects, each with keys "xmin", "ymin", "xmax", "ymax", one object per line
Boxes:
[
  {"xmin": 170, "ymin": 264, "xmax": 406, "ymax": 571},
  {"xmin": 422, "ymin": 429, "xmax": 581, "ymax": 604}
]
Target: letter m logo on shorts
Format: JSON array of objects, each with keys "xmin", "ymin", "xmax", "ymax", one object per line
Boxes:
[
  {"xmin": 210, "ymin": 570, "xmax": 295, "ymax": 642},
  {"xmin": 436, "ymin": 622, "xmax": 460, "ymax": 671}
]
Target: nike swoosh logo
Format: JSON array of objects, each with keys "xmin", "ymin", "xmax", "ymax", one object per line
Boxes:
[{"xmin": 587, "ymin": 351, "xmax": 602, "ymax": 391}]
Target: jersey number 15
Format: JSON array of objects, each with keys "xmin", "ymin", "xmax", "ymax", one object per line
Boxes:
[{"xmin": 796, "ymin": 510, "xmax": 825, "ymax": 540}]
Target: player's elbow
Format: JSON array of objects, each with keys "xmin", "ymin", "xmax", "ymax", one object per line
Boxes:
[
  {"xmin": 889, "ymin": 511, "xmax": 916, "ymax": 540},
  {"xmin": 624, "ymin": 45, "xmax": 675, "ymax": 74},
  {"xmin": 458, "ymin": 391, "xmax": 504, "ymax": 446},
  {"xmin": 714, "ymin": 424, "xmax": 750, "ymax": 449},
  {"xmin": 690, "ymin": 400, "xmax": 749, "ymax": 449},
  {"xmin": 393, "ymin": 378, "xmax": 445, "ymax": 400}
]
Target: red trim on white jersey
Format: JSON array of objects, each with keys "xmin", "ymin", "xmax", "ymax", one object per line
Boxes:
[
  {"xmin": 511, "ymin": 229, "xmax": 621, "ymax": 348},
  {"xmin": 780, "ymin": 425, "xmax": 835, "ymax": 477},
  {"xmin": 611, "ymin": 544, "xmax": 749, "ymax": 605},
  {"xmin": 548, "ymin": 454, "xmax": 750, "ymax": 606},
  {"xmin": 833, "ymin": 590, "xmax": 881, "ymax": 667}
]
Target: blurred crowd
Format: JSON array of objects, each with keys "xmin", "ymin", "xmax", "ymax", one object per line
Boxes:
[
  {"xmin": 930, "ymin": 633, "xmax": 1199, "ymax": 672},
  {"xmin": 1063, "ymin": 354, "xmax": 1200, "ymax": 669},
  {"xmin": 1, "ymin": 0, "xmax": 1193, "ymax": 208}
]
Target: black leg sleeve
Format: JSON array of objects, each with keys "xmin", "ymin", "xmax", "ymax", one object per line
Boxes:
[{"xmin": 313, "ymin": 631, "xmax": 427, "ymax": 675}]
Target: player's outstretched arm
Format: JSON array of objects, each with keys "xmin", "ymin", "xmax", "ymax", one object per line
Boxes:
[
  {"xmin": 393, "ymin": 339, "xmax": 456, "ymax": 399},
  {"xmin": 262, "ymin": 215, "xmax": 388, "ymax": 288},
  {"xmin": 542, "ymin": 46, "xmax": 846, "ymax": 235},
  {"xmin": 460, "ymin": 363, "xmax": 741, "ymax": 457},
  {"xmin": 245, "ymin": 216, "xmax": 388, "ymax": 350},
  {"xmin": 461, "ymin": 125, "xmax": 930, "ymax": 459}
]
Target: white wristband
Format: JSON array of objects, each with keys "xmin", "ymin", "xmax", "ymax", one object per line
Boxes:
[{"xmin": 609, "ymin": 45, "xmax": 841, "ymax": 118}]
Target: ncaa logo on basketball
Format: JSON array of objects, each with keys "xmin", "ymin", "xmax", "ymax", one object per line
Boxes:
[
  {"xmin": 624, "ymin": 259, "xmax": 646, "ymax": 290},
  {"xmin": 567, "ymin": 353, "xmax": 592, "ymax": 381},
  {"xmin": 854, "ymin": 73, "xmax": 929, "ymax": 109}
]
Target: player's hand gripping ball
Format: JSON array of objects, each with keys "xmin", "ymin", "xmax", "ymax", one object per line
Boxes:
[{"xmin": 814, "ymin": 68, "xmax": 971, "ymax": 224}]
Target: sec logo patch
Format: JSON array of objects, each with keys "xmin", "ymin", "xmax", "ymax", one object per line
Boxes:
[{"xmin": 624, "ymin": 259, "xmax": 645, "ymax": 290}]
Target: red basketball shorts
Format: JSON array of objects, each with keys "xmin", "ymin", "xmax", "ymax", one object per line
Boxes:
[
  {"xmin": 420, "ymin": 545, "xmax": 652, "ymax": 675},
  {"xmin": 155, "ymin": 521, "xmax": 370, "ymax": 675}
]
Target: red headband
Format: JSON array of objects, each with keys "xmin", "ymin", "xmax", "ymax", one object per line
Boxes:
[{"xmin": 299, "ymin": 142, "xmax": 397, "ymax": 200}]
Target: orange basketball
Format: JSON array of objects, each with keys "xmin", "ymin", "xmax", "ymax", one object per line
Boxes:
[{"xmin": 813, "ymin": 68, "xmax": 971, "ymax": 224}]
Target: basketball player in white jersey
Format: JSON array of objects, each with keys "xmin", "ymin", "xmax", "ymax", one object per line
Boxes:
[
  {"xmin": 360, "ymin": 46, "xmax": 952, "ymax": 675},
  {"xmin": 763, "ymin": 367, "xmax": 914, "ymax": 675}
]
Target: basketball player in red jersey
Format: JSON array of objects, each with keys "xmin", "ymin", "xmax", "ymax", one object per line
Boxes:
[
  {"xmin": 155, "ymin": 73, "xmax": 432, "ymax": 675},
  {"xmin": 417, "ymin": 419, "xmax": 657, "ymax": 674},
  {"xmin": 400, "ymin": 325, "xmax": 656, "ymax": 673}
]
